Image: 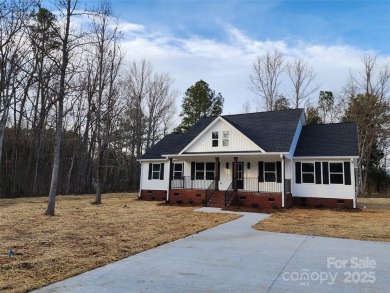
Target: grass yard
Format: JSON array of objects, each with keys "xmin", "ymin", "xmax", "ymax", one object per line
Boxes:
[
  {"xmin": 254, "ymin": 198, "xmax": 390, "ymax": 242},
  {"xmin": 0, "ymin": 193, "xmax": 238, "ymax": 293}
]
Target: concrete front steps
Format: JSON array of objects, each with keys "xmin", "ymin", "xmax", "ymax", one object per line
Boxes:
[{"xmin": 206, "ymin": 191, "xmax": 226, "ymax": 208}]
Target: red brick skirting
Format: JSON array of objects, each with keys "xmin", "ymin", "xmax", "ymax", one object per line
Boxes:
[
  {"xmin": 169, "ymin": 189, "xmax": 206, "ymax": 205},
  {"xmin": 140, "ymin": 190, "xmax": 167, "ymax": 201},
  {"xmin": 234, "ymin": 192, "xmax": 283, "ymax": 208},
  {"xmin": 140, "ymin": 189, "xmax": 354, "ymax": 209},
  {"xmin": 292, "ymin": 197, "xmax": 353, "ymax": 208}
]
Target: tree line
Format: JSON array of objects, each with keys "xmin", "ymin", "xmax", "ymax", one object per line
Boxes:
[
  {"xmin": 0, "ymin": 0, "xmax": 177, "ymax": 213},
  {"xmin": 1, "ymin": 0, "xmax": 388, "ymax": 213}
]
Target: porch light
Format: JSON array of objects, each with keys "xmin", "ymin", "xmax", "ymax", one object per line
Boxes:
[
  {"xmin": 226, "ymin": 162, "xmax": 229, "ymax": 169},
  {"xmin": 247, "ymin": 162, "xmax": 250, "ymax": 169}
]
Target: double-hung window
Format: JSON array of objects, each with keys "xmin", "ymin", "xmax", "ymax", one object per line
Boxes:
[
  {"xmin": 212, "ymin": 131, "xmax": 218, "ymax": 147},
  {"xmin": 195, "ymin": 163, "xmax": 205, "ymax": 179},
  {"xmin": 152, "ymin": 164, "xmax": 161, "ymax": 179},
  {"xmin": 302, "ymin": 163, "xmax": 315, "ymax": 183},
  {"xmin": 264, "ymin": 162, "xmax": 276, "ymax": 182},
  {"xmin": 195, "ymin": 162, "xmax": 215, "ymax": 180},
  {"xmin": 330, "ymin": 163, "xmax": 343, "ymax": 184},
  {"xmin": 173, "ymin": 163, "xmax": 183, "ymax": 179}
]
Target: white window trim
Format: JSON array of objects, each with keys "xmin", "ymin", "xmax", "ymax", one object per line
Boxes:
[
  {"xmin": 301, "ymin": 162, "xmax": 315, "ymax": 184},
  {"xmin": 173, "ymin": 163, "xmax": 183, "ymax": 179},
  {"xmin": 152, "ymin": 163, "xmax": 161, "ymax": 180},
  {"xmin": 329, "ymin": 162, "xmax": 344, "ymax": 185},
  {"xmin": 195, "ymin": 162, "xmax": 215, "ymax": 180},
  {"xmin": 212, "ymin": 131, "xmax": 219, "ymax": 147},
  {"xmin": 264, "ymin": 162, "xmax": 277, "ymax": 183}
]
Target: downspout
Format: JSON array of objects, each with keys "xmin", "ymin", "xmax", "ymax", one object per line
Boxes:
[{"xmin": 281, "ymin": 154, "xmax": 285, "ymax": 208}]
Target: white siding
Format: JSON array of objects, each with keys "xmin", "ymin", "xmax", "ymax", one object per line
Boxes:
[
  {"xmin": 140, "ymin": 161, "xmax": 169, "ymax": 190},
  {"xmin": 292, "ymin": 159, "xmax": 355, "ymax": 199},
  {"xmin": 184, "ymin": 119, "xmax": 262, "ymax": 153}
]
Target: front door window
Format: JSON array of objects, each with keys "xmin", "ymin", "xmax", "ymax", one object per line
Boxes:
[{"xmin": 232, "ymin": 162, "xmax": 244, "ymax": 189}]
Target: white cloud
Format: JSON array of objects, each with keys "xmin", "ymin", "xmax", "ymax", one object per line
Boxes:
[
  {"xmin": 119, "ymin": 22, "xmax": 390, "ymax": 116},
  {"xmin": 117, "ymin": 22, "xmax": 145, "ymax": 33}
]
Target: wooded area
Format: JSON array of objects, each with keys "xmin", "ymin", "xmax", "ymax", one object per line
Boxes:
[
  {"xmin": 0, "ymin": 0, "xmax": 388, "ymax": 205},
  {"xmin": 0, "ymin": 0, "xmax": 176, "ymax": 201}
]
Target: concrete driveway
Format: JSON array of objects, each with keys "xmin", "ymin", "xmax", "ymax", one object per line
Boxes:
[{"xmin": 35, "ymin": 208, "xmax": 390, "ymax": 293}]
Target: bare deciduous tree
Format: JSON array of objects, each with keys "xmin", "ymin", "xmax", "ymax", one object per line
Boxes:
[
  {"xmin": 250, "ymin": 50, "xmax": 284, "ymax": 111},
  {"xmin": 46, "ymin": 0, "xmax": 81, "ymax": 216},
  {"xmin": 286, "ymin": 57, "xmax": 319, "ymax": 109}
]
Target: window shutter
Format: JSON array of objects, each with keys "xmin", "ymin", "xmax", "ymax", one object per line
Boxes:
[
  {"xmin": 160, "ymin": 163, "xmax": 164, "ymax": 180},
  {"xmin": 258, "ymin": 161, "xmax": 264, "ymax": 182},
  {"xmin": 148, "ymin": 163, "xmax": 152, "ymax": 180},
  {"xmin": 295, "ymin": 162, "xmax": 301, "ymax": 184},
  {"xmin": 315, "ymin": 162, "xmax": 322, "ymax": 184},
  {"xmin": 344, "ymin": 162, "xmax": 351, "ymax": 185},
  {"xmin": 276, "ymin": 161, "xmax": 282, "ymax": 183},
  {"xmin": 191, "ymin": 162, "xmax": 195, "ymax": 180},
  {"xmin": 322, "ymin": 162, "xmax": 329, "ymax": 184}
]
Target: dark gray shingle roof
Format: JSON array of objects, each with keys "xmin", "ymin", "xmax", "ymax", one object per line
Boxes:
[
  {"xmin": 141, "ymin": 109, "xmax": 303, "ymax": 159},
  {"xmin": 140, "ymin": 116, "xmax": 216, "ymax": 159},
  {"xmin": 294, "ymin": 123, "xmax": 359, "ymax": 157},
  {"xmin": 222, "ymin": 109, "xmax": 303, "ymax": 152}
]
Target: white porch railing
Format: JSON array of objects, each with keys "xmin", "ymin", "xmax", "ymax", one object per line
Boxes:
[{"xmin": 171, "ymin": 176, "xmax": 289, "ymax": 193}]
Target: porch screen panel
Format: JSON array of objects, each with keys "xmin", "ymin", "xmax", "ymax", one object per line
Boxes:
[
  {"xmin": 315, "ymin": 162, "xmax": 322, "ymax": 184},
  {"xmin": 322, "ymin": 162, "xmax": 329, "ymax": 184},
  {"xmin": 276, "ymin": 161, "xmax": 282, "ymax": 183},
  {"xmin": 344, "ymin": 162, "xmax": 351, "ymax": 185},
  {"xmin": 295, "ymin": 162, "xmax": 301, "ymax": 184},
  {"xmin": 258, "ymin": 161, "xmax": 264, "ymax": 182}
]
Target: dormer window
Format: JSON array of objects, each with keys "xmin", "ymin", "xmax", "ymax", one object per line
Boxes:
[
  {"xmin": 222, "ymin": 131, "xmax": 229, "ymax": 146},
  {"xmin": 212, "ymin": 131, "xmax": 218, "ymax": 147}
]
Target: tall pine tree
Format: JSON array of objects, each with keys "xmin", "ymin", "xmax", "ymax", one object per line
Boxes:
[{"xmin": 174, "ymin": 80, "xmax": 224, "ymax": 133}]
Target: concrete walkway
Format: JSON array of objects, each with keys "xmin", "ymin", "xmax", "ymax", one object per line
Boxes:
[{"xmin": 35, "ymin": 208, "xmax": 390, "ymax": 293}]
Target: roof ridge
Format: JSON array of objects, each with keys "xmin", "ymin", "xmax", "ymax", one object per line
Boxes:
[{"xmin": 222, "ymin": 108, "xmax": 304, "ymax": 118}]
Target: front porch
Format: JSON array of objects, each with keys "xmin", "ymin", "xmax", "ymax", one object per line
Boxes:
[
  {"xmin": 167, "ymin": 154, "xmax": 293, "ymax": 208},
  {"xmin": 169, "ymin": 178, "xmax": 292, "ymax": 208}
]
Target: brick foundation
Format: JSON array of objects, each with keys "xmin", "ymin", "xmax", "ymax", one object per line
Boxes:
[
  {"xmin": 140, "ymin": 189, "xmax": 354, "ymax": 209},
  {"xmin": 169, "ymin": 189, "xmax": 206, "ymax": 205},
  {"xmin": 140, "ymin": 190, "xmax": 167, "ymax": 201},
  {"xmin": 233, "ymin": 192, "xmax": 284, "ymax": 208},
  {"xmin": 292, "ymin": 196, "xmax": 353, "ymax": 209}
]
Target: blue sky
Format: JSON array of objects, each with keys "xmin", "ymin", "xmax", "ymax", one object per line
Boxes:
[
  {"xmin": 109, "ymin": 0, "xmax": 390, "ymax": 53},
  {"xmin": 51, "ymin": 0, "xmax": 390, "ymax": 117}
]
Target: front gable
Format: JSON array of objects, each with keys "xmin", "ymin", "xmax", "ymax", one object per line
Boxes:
[{"xmin": 181, "ymin": 117, "xmax": 264, "ymax": 154}]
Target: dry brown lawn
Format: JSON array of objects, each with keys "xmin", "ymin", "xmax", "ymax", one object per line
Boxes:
[
  {"xmin": 0, "ymin": 193, "xmax": 238, "ymax": 293},
  {"xmin": 254, "ymin": 198, "xmax": 390, "ymax": 242}
]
